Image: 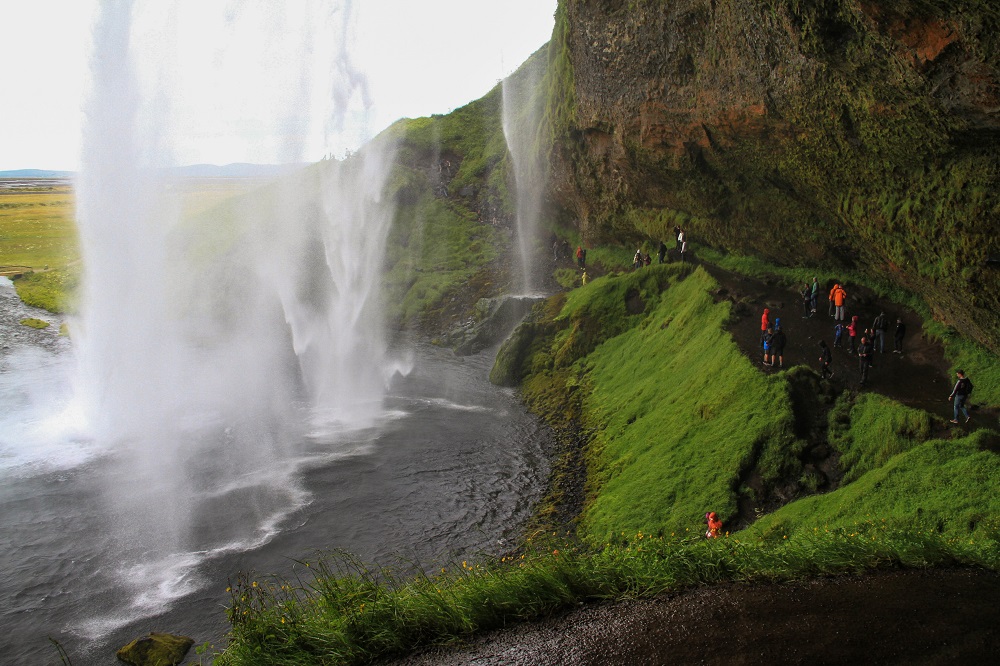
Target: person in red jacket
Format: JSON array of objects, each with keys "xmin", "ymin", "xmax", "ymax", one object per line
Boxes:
[
  {"xmin": 847, "ymin": 315, "xmax": 859, "ymax": 354},
  {"xmin": 760, "ymin": 308, "xmax": 770, "ymax": 352},
  {"xmin": 706, "ymin": 512, "xmax": 723, "ymax": 539}
]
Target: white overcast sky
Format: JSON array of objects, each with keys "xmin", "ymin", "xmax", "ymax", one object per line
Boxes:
[{"xmin": 0, "ymin": 1, "xmax": 557, "ymax": 171}]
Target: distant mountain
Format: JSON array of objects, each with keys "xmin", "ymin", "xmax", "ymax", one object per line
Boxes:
[
  {"xmin": 0, "ymin": 169, "xmax": 73, "ymax": 179},
  {"xmin": 0, "ymin": 163, "xmax": 308, "ymax": 179},
  {"xmin": 165, "ymin": 163, "xmax": 308, "ymax": 178}
]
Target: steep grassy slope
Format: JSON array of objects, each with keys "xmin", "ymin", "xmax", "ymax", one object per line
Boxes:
[
  {"xmin": 507, "ymin": 263, "xmax": 1000, "ymax": 544},
  {"xmin": 568, "ymin": 266, "xmax": 794, "ymax": 538}
]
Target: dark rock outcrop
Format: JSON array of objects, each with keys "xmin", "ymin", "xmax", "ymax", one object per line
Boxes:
[
  {"xmin": 446, "ymin": 295, "xmax": 544, "ymax": 356},
  {"xmin": 547, "ymin": 0, "xmax": 999, "ymax": 349}
]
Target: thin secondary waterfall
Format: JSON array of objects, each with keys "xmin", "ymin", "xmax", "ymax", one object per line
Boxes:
[
  {"xmin": 69, "ymin": 1, "xmax": 396, "ymax": 626},
  {"xmin": 501, "ymin": 53, "xmax": 547, "ymax": 295}
]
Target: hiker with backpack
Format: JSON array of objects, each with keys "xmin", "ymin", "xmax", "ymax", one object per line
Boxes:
[
  {"xmin": 872, "ymin": 311, "xmax": 888, "ymax": 353},
  {"xmin": 948, "ymin": 370, "xmax": 974, "ymax": 424},
  {"xmin": 771, "ymin": 320, "xmax": 787, "ymax": 368},
  {"xmin": 832, "ymin": 284, "xmax": 848, "ymax": 321}
]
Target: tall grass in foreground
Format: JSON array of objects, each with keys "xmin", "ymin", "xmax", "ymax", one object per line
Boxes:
[{"xmin": 218, "ymin": 524, "xmax": 1000, "ymax": 666}]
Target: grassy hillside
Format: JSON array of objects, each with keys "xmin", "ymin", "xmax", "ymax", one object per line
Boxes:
[
  {"xmin": 220, "ymin": 262, "xmax": 1000, "ymax": 665},
  {"xmin": 0, "ymin": 181, "xmax": 78, "ymax": 269},
  {"xmin": 0, "ymin": 177, "xmax": 266, "ymax": 313}
]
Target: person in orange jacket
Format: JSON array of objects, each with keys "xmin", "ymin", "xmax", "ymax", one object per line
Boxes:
[
  {"xmin": 833, "ymin": 284, "xmax": 847, "ymax": 321},
  {"xmin": 828, "ymin": 283, "xmax": 838, "ymax": 317},
  {"xmin": 706, "ymin": 512, "xmax": 723, "ymax": 539}
]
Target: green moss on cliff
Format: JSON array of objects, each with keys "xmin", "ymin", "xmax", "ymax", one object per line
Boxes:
[
  {"xmin": 544, "ymin": 3, "xmax": 577, "ymax": 143},
  {"xmin": 557, "ymin": 0, "xmax": 1000, "ymax": 351}
]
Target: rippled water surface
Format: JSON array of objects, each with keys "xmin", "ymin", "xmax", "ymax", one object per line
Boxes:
[{"xmin": 0, "ymin": 279, "xmax": 549, "ymax": 664}]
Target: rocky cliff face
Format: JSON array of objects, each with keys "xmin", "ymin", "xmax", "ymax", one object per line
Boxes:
[{"xmin": 549, "ymin": 0, "xmax": 999, "ymax": 348}]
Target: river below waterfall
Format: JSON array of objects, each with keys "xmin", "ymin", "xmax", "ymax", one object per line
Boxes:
[{"xmin": 0, "ymin": 278, "xmax": 550, "ymax": 665}]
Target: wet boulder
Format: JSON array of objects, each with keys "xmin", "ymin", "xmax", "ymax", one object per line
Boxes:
[
  {"xmin": 116, "ymin": 632, "xmax": 194, "ymax": 666},
  {"xmin": 447, "ymin": 295, "xmax": 543, "ymax": 356}
]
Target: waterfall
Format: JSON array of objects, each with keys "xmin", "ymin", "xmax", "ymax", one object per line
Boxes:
[
  {"xmin": 501, "ymin": 52, "xmax": 547, "ymax": 295},
  {"xmin": 69, "ymin": 0, "xmax": 395, "ymax": 622}
]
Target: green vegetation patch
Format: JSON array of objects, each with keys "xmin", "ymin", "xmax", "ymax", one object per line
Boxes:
[
  {"xmin": 829, "ymin": 392, "xmax": 932, "ymax": 483},
  {"xmin": 749, "ymin": 431, "xmax": 1000, "ymax": 543},
  {"xmin": 13, "ymin": 269, "xmax": 79, "ymax": 314},
  {"xmin": 19, "ymin": 317, "xmax": 50, "ymax": 329},
  {"xmin": 383, "ymin": 176, "xmax": 503, "ymax": 330},
  {"xmin": 573, "ymin": 266, "xmax": 798, "ymax": 541},
  {"xmin": 0, "ymin": 184, "xmax": 79, "ymax": 269}
]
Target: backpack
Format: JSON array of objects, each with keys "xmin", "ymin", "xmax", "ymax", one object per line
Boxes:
[{"xmin": 964, "ymin": 377, "xmax": 974, "ymax": 395}]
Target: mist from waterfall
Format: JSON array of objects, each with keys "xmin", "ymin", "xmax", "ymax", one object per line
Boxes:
[
  {"xmin": 501, "ymin": 52, "xmax": 548, "ymax": 295},
  {"xmin": 69, "ymin": 1, "xmax": 396, "ymax": 627}
]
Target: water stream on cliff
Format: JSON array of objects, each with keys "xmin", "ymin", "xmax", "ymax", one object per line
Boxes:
[{"xmin": 502, "ymin": 51, "xmax": 548, "ymax": 296}]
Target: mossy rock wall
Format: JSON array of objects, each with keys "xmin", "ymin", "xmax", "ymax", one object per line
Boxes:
[{"xmin": 549, "ymin": 0, "xmax": 1000, "ymax": 350}]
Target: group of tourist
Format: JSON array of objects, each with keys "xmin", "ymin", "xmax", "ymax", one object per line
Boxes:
[
  {"xmin": 721, "ymin": 276, "xmax": 978, "ymax": 539},
  {"xmin": 779, "ymin": 279, "xmax": 908, "ymax": 388},
  {"xmin": 635, "ymin": 227, "xmax": 688, "ymax": 270},
  {"xmin": 759, "ymin": 308, "xmax": 788, "ymax": 368},
  {"xmin": 794, "ymin": 279, "xmax": 974, "ymax": 425},
  {"xmin": 818, "ymin": 282, "xmax": 906, "ymax": 388}
]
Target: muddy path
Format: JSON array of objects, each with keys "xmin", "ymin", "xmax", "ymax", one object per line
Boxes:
[
  {"xmin": 703, "ymin": 264, "xmax": 996, "ymax": 429},
  {"xmin": 392, "ymin": 568, "xmax": 1000, "ymax": 665}
]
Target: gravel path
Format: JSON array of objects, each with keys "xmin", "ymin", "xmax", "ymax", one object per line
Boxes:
[{"xmin": 393, "ymin": 568, "xmax": 1000, "ymax": 665}]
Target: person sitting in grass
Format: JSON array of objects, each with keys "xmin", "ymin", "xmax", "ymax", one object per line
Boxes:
[{"xmin": 705, "ymin": 512, "xmax": 723, "ymax": 539}]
